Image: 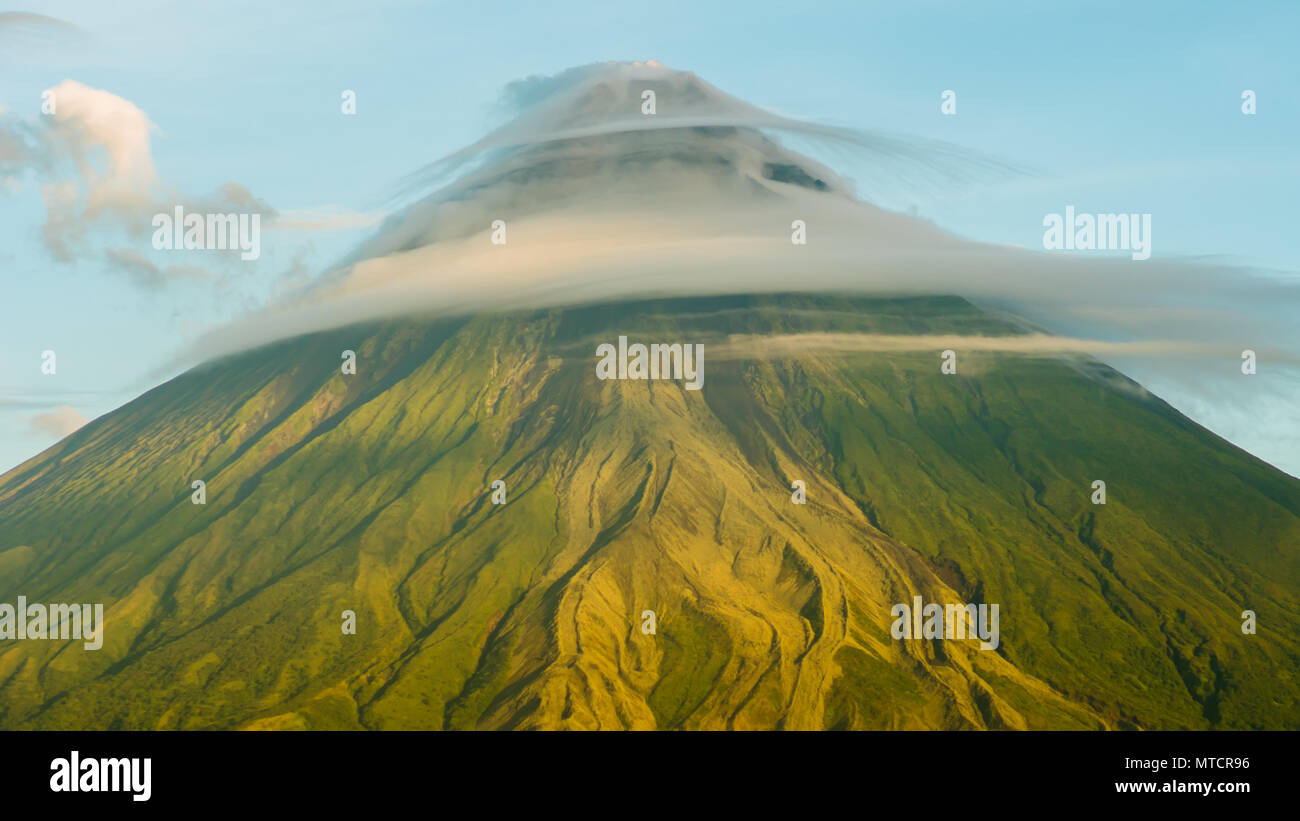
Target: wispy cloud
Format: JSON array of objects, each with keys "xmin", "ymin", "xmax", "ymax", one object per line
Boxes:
[
  {"xmin": 26, "ymin": 405, "xmax": 89, "ymax": 439},
  {"xmin": 0, "ymin": 12, "xmax": 87, "ymax": 55},
  {"xmin": 1, "ymin": 81, "xmax": 276, "ymax": 286},
  {"xmin": 272, "ymin": 206, "xmax": 389, "ymax": 231},
  {"xmin": 711, "ymin": 332, "xmax": 1300, "ymax": 363},
  {"xmin": 154, "ymin": 62, "xmax": 1300, "ymax": 476}
]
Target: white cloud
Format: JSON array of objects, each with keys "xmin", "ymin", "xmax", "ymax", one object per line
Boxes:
[
  {"xmin": 175, "ymin": 62, "xmax": 1298, "ymax": 476},
  {"xmin": 273, "ymin": 206, "xmax": 388, "ymax": 231},
  {"xmin": 1, "ymin": 81, "xmax": 279, "ymax": 287},
  {"xmin": 28, "ymin": 405, "xmax": 89, "ymax": 439}
]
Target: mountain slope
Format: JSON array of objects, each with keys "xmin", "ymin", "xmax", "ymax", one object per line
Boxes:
[{"xmin": 1, "ymin": 293, "xmax": 1298, "ymax": 729}]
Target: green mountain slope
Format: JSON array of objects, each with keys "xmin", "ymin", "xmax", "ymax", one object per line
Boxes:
[{"xmin": 1, "ymin": 293, "xmax": 1297, "ymax": 729}]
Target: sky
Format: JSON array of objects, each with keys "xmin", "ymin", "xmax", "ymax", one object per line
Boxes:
[{"xmin": 1, "ymin": 0, "xmax": 1297, "ymax": 475}]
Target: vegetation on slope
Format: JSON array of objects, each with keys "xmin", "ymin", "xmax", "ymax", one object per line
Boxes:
[{"xmin": 1, "ymin": 294, "xmax": 1296, "ymax": 729}]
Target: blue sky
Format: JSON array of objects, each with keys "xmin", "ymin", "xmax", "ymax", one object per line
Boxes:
[{"xmin": 2, "ymin": 0, "xmax": 1297, "ymax": 474}]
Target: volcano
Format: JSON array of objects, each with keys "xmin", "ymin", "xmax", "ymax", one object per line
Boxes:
[{"xmin": 2, "ymin": 64, "xmax": 1298, "ymax": 730}]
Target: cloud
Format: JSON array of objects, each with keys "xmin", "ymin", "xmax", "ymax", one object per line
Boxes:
[
  {"xmin": 397, "ymin": 61, "xmax": 1023, "ymax": 206},
  {"xmin": 1, "ymin": 81, "xmax": 279, "ymax": 287},
  {"xmin": 272, "ymin": 205, "xmax": 388, "ymax": 231},
  {"xmin": 27, "ymin": 405, "xmax": 89, "ymax": 439},
  {"xmin": 0, "ymin": 110, "xmax": 44, "ymax": 184},
  {"xmin": 19, "ymin": 80, "xmax": 163, "ymax": 260},
  {"xmin": 194, "ymin": 192, "xmax": 1299, "ymax": 366},
  {"xmin": 45, "ymin": 80, "xmax": 158, "ymax": 191},
  {"xmin": 711, "ymin": 333, "xmax": 1300, "ymax": 362},
  {"xmin": 0, "ymin": 12, "xmax": 87, "ymax": 54},
  {"xmin": 187, "ymin": 63, "xmax": 1295, "ymax": 364},
  {"xmin": 104, "ymin": 247, "xmax": 214, "ymax": 288},
  {"xmin": 161, "ymin": 62, "xmax": 1300, "ymax": 476}
]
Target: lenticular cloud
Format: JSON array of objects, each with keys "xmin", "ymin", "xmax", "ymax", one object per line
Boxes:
[{"xmin": 188, "ymin": 61, "xmax": 1299, "ymax": 474}]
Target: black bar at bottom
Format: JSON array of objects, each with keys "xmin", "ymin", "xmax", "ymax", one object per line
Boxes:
[{"xmin": 2, "ymin": 730, "xmax": 1282, "ymax": 810}]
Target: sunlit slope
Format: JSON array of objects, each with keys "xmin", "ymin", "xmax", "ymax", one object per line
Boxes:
[{"xmin": 1, "ymin": 294, "xmax": 1297, "ymax": 729}]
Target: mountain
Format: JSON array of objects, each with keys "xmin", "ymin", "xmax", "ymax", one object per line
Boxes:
[
  {"xmin": 4, "ymin": 63, "xmax": 1297, "ymax": 730},
  {"xmin": 2, "ymin": 292, "xmax": 1298, "ymax": 730}
]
